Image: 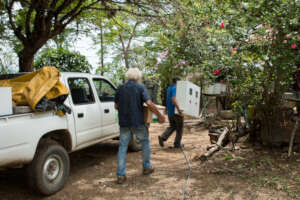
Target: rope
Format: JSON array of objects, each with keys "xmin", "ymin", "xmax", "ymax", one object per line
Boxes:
[{"xmin": 180, "ymin": 145, "xmax": 192, "ymax": 200}]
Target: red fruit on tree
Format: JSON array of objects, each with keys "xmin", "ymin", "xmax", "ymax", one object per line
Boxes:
[
  {"xmin": 220, "ymin": 22, "xmax": 225, "ymax": 29},
  {"xmin": 213, "ymin": 69, "xmax": 220, "ymax": 75},
  {"xmin": 291, "ymin": 44, "xmax": 297, "ymax": 49},
  {"xmin": 230, "ymin": 48, "xmax": 237, "ymax": 55}
]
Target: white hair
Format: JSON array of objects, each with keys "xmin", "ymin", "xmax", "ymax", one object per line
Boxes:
[{"xmin": 125, "ymin": 68, "xmax": 142, "ymax": 81}]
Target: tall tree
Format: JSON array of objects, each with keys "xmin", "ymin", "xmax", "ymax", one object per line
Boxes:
[
  {"xmin": 118, "ymin": 20, "xmax": 141, "ymax": 69},
  {"xmin": 3, "ymin": 0, "xmax": 172, "ymax": 72},
  {"xmin": 92, "ymin": 14, "xmax": 143, "ymax": 69}
]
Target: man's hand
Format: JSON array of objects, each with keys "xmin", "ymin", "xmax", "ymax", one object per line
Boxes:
[
  {"xmin": 178, "ymin": 108, "xmax": 184, "ymax": 116},
  {"xmin": 158, "ymin": 114, "xmax": 165, "ymax": 124},
  {"xmin": 172, "ymin": 97, "xmax": 183, "ymax": 116},
  {"xmin": 145, "ymin": 100, "xmax": 166, "ymax": 124}
]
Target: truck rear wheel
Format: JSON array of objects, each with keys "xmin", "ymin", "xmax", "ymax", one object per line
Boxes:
[{"xmin": 27, "ymin": 140, "xmax": 70, "ymax": 195}]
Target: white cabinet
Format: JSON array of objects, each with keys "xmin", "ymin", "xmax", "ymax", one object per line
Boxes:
[
  {"xmin": 0, "ymin": 87, "xmax": 13, "ymax": 116},
  {"xmin": 175, "ymin": 81, "xmax": 200, "ymax": 117}
]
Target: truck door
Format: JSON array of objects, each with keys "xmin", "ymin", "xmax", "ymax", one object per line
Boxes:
[
  {"xmin": 92, "ymin": 78, "xmax": 119, "ymax": 136},
  {"xmin": 68, "ymin": 77, "xmax": 103, "ymax": 146}
]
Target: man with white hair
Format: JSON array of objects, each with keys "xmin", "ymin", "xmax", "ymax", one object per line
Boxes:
[{"xmin": 114, "ymin": 67, "xmax": 165, "ymax": 184}]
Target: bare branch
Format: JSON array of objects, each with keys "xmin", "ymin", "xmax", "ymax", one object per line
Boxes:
[
  {"xmin": 126, "ymin": 21, "xmax": 140, "ymax": 50},
  {"xmin": 50, "ymin": 0, "xmax": 98, "ymax": 37},
  {"xmin": 58, "ymin": 0, "xmax": 86, "ymax": 24},
  {"xmin": 90, "ymin": 6, "xmax": 160, "ymax": 18},
  {"xmin": 25, "ymin": 0, "xmax": 35, "ymax": 38},
  {"xmin": 19, "ymin": 0, "xmax": 30, "ymax": 6},
  {"xmin": 5, "ymin": 0, "xmax": 26, "ymax": 43},
  {"xmin": 50, "ymin": 0, "xmax": 59, "ymax": 10}
]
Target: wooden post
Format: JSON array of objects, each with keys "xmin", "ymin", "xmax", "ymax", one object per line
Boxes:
[{"xmin": 288, "ymin": 118, "xmax": 299, "ymax": 157}]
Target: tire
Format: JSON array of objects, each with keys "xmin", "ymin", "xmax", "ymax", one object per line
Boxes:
[
  {"xmin": 128, "ymin": 132, "xmax": 142, "ymax": 152},
  {"xmin": 27, "ymin": 140, "xmax": 70, "ymax": 196}
]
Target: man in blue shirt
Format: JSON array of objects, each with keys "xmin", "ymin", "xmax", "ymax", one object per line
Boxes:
[
  {"xmin": 114, "ymin": 68, "xmax": 165, "ymax": 184},
  {"xmin": 158, "ymin": 77, "xmax": 184, "ymax": 148}
]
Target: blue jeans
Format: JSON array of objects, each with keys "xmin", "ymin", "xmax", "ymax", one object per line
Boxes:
[{"xmin": 117, "ymin": 125, "xmax": 151, "ymax": 176}]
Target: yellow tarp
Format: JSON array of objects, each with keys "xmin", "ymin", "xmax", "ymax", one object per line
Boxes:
[{"xmin": 0, "ymin": 66, "xmax": 69, "ymax": 111}]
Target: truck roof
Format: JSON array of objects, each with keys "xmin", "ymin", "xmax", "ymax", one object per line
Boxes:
[
  {"xmin": 60, "ymin": 72, "xmax": 107, "ymax": 79},
  {"xmin": 0, "ymin": 72, "xmax": 107, "ymax": 80}
]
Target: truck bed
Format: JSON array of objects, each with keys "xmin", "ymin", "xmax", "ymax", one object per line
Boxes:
[{"xmin": 0, "ymin": 111, "xmax": 68, "ymax": 167}]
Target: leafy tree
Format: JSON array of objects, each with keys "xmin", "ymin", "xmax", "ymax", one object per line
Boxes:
[
  {"xmin": 154, "ymin": 0, "xmax": 300, "ymax": 143},
  {"xmin": 142, "ymin": 0, "xmax": 299, "ymax": 144},
  {"xmin": 92, "ymin": 14, "xmax": 146, "ymax": 70},
  {"xmin": 210, "ymin": 0, "xmax": 299, "ymax": 143},
  {"xmin": 3, "ymin": 0, "xmax": 172, "ymax": 72},
  {"xmin": 34, "ymin": 48, "xmax": 92, "ymax": 73}
]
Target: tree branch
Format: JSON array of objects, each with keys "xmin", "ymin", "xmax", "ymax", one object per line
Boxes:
[
  {"xmin": 50, "ymin": 0, "xmax": 59, "ymax": 10},
  {"xmin": 119, "ymin": 34, "xmax": 126, "ymax": 52},
  {"xmin": 126, "ymin": 21, "xmax": 140, "ymax": 50},
  {"xmin": 25, "ymin": 0, "xmax": 35, "ymax": 38},
  {"xmin": 5, "ymin": 0, "xmax": 26, "ymax": 43},
  {"xmin": 91, "ymin": 6, "xmax": 160, "ymax": 18},
  {"xmin": 58, "ymin": 0, "xmax": 85, "ymax": 24}
]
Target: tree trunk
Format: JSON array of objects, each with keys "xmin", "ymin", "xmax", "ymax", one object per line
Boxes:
[
  {"xmin": 18, "ymin": 48, "xmax": 35, "ymax": 72},
  {"xmin": 119, "ymin": 35, "xmax": 130, "ymax": 69},
  {"xmin": 0, "ymin": 58, "xmax": 5, "ymax": 73},
  {"xmin": 124, "ymin": 51, "xmax": 129, "ymax": 69},
  {"xmin": 100, "ymin": 20, "xmax": 104, "ymax": 75},
  {"xmin": 288, "ymin": 118, "xmax": 299, "ymax": 157}
]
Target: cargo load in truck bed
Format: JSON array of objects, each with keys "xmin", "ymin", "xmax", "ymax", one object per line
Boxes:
[{"xmin": 0, "ymin": 66, "xmax": 69, "ymax": 113}]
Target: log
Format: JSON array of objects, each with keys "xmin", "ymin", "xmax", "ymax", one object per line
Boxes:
[
  {"xmin": 199, "ymin": 127, "xmax": 229, "ymax": 161},
  {"xmin": 288, "ymin": 118, "xmax": 299, "ymax": 157},
  {"xmin": 185, "ymin": 122, "xmax": 202, "ymax": 126},
  {"xmin": 184, "ymin": 119, "xmax": 201, "ymax": 123}
]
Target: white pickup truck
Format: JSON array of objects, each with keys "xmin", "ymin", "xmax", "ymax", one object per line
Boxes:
[{"xmin": 0, "ymin": 72, "xmax": 140, "ymax": 195}]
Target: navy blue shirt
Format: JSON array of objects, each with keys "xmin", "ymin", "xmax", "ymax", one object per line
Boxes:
[{"xmin": 114, "ymin": 80, "xmax": 151, "ymax": 127}]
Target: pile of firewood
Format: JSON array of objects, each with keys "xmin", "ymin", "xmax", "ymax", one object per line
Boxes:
[
  {"xmin": 193, "ymin": 113, "xmax": 247, "ymax": 161},
  {"xmin": 199, "ymin": 127, "xmax": 229, "ymax": 161}
]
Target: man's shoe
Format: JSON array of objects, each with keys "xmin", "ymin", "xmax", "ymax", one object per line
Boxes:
[
  {"xmin": 117, "ymin": 176, "xmax": 126, "ymax": 184},
  {"xmin": 143, "ymin": 167, "xmax": 155, "ymax": 175},
  {"xmin": 158, "ymin": 136, "xmax": 164, "ymax": 147},
  {"xmin": 174, "ymin": 144, "xmax": 184, "ymax": 148}
]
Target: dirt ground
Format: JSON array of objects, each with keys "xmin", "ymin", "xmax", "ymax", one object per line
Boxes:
[{"xmin": 1, "ymin": 121, "xmax": 300, "ymax": 200}]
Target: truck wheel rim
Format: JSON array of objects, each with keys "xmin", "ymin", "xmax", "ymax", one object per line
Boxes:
[{"xmin": 43, "ymin": 155, "xmax": 63, "ymax": 182}]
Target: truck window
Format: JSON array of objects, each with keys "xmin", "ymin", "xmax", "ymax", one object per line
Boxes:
[
  {"xmin": 93, "ymin": 79, "xmax": 115, "ymax": 102},
  {"xmin": 68, "ymin": 78, "xmax": 95, "ymax": 104}
]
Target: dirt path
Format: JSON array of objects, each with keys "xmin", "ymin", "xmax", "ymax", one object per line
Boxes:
[{"xmin": 1, "ymin": 122, "xmax": 300, "ymax": 200}]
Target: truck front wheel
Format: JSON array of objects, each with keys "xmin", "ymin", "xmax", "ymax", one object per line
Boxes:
[{"xmin": 27, "ymin": 140, "xmax": 70, "ymax": 195}]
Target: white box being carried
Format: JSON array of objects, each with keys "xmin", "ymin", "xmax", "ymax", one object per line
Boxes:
[
  {"xmin": 175, "ymin": 81, "xmax": 201, "ymax": 117},
  {"xmin": 0, "ymin": 87, "xmax": 13, "ymax": 116}
]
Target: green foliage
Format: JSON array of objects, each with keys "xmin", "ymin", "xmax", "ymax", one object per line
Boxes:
[
  {"xmin": 207, "ymin": 0, "xmax": 300, "ymax": 123},
  {"xmin": 34, "ymin": 48, "xmax": 92, "ymax": 73},
  {"xmin": 0, "ymin": 43, "xmax": 18, "ymax": 74},
  {"xmin": 3, "ymin": 0, "xmax": 174, "ymax": 71}
]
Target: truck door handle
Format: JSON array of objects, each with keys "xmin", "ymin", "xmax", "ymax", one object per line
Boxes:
[
  {"xmin": 78, "ymin": 113, "xmax": 84, "ymax": 118},
  {"xmin": 104, "ymin": 109, "xmax": 110, "ymax": 113}
]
